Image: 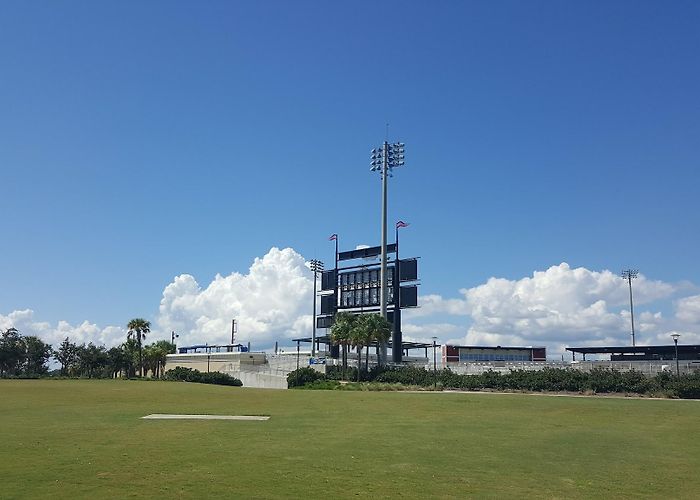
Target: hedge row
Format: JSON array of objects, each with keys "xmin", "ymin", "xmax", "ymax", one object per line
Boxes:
[
  {"xmin": 288, "ymin": 366, "xmax": 700, "ymax": 398},
  {"xmin": 164, "ymin": 367, "xmax": 243, "ymax": 387}
]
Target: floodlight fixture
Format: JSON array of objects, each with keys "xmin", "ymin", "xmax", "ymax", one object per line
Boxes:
[{"xmin": 621, "ymin": 269, "xmax": 639, "ymax": 280}]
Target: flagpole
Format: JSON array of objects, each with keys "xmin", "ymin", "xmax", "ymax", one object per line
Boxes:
[
  {"xmin": 328, "ymin": 233, "xmax": 339, "ymax": 361},
  {"xmin": 394, "ymin": 222, "xmax": 400, "ymax": 364},
  {"xmin": 396, "ymin": 224, "xmax": 399, "ymax": 260}
]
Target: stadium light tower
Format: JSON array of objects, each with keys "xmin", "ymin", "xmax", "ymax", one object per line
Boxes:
[
  {"xmin": 309, "ymin": 259, "xmax": 324, "ymax": 357},
  {"xmin": 371, "ymin": 141, "xmax": 405, "ymax": 365},
  {"xmin": 621, "ymin": 269, "xmax": 639, "ymax": 346}
]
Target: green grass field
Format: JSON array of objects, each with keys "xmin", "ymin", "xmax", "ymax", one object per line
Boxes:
[{"xmin": 1, "ymin": 380, "xmax": 698, "ymax": 499}]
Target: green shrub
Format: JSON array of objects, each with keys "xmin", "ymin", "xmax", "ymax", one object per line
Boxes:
[
  {"xmin": 667, "ymin": 373, "xmax": 700, "ymax": 399},
  {"xmin": 164, "ymin": 367, "xmax": 201, "ymax": 382},
  {"xmin": 287, "ymin": 367, "xmax": 326, "ymax": 388},
  {"xmin": 297, "ymin": 379, "xmax": 341, "ymax": 390},
  {"xmin": 199, "ymin": 371, "xmax": 243, "ymax": 386},
  {"xmin": 164, "ymin": 367, "xmax": 242, "ymax": 387}
]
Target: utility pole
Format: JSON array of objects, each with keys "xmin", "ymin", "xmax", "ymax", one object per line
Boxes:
[{"xmin": 621, "ymin": 269, "xmax": 638, "ymax": 346}]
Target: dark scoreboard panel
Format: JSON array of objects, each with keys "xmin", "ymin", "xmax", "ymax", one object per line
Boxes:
[
  {"xmin": 321, "ymin": 259, "xmax": 417, "ymax": 293},
  {"xmin": 317, "ymin": 258, "xmax": 418, "ymax": 325}
]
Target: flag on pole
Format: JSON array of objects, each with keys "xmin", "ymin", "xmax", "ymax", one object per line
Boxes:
[
  {"xmin": 329, "ymin": 234, "xmax": 337, "ymax": 241},
  {"xmin": 395, "ymin": 221, "xmax": 409, "ymax": 229}
]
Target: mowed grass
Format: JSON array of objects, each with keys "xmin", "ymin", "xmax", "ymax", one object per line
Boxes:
[{"xmin": 1, "ymin": 380, "xmax": 699, "ymax": 499}]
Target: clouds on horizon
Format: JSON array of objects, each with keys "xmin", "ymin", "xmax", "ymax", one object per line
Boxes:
[
  {"xmin": 0, "ymin": 308, "xmax": 125, "ymax": 348},
  {"xmin": 407, "ymin": 263, "xmax": 699, "ymax": 349},
  {"xmin": 3, "ymin": 249, "xmax": 700, "ymax": 356},
  {"xmin": 157, "ymin": 247, "xmax": 314, "ymax": 347}
]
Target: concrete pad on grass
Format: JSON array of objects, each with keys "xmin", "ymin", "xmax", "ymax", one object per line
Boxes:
[{"xmin": 142, "ymin": 414, "xmax": 269, "ymax": 421}]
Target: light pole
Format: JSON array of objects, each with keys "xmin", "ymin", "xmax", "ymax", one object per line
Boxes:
[
  {"xmin": 170, "ymin": 331, "xmax": 179, "ymax": 348},
  {"xmin": 309, "ymin": 259, "xmax": 324, "ymax": 358},
  {"xmin": 671, "ymin": 333, "xmax": 680, "ymax": 378},
  {"xmin": 622, "ymin": 269, "xmax": 639, "ymax": 346},
  {"xmin": 432, "ymin": 336, "xmax": 438, "ymax": 390},
  {"xmin": 371, "ymin": 141, "xmax": 405, "ymax": 365},
  {"xmin": 296, "ymin": 340, "xmax": 300, "ymax": 385}
]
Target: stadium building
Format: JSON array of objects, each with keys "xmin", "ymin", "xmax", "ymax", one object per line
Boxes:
[{"xmin": 442, "ymin": 345, "xmax": 546, "ymax": 365}]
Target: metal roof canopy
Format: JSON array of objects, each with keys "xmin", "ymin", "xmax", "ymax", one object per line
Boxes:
[
  {"xmin": 447, "ymin": 345, "xmax": 546, "ymax": 350},
  {"xmin": 566, "ymin": 345, "xmax": 700, "ymax": 355},
  {"xmin": 177, "ymin": 344, "xmax": 248, "ymax": 354},
  {"xmin": 292, "ymin": 334, "xmax": 438, "ymax": 350}
]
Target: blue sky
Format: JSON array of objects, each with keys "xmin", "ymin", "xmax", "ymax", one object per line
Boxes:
[{"xmin": 1, "ymin": 1, "xmax": 699, "ymax": 354}]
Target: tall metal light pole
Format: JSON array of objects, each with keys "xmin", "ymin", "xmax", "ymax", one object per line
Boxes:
[
  {"xmin": 309, "ymin": 259, "xmax": 324, "ymax": 358},
  {"xmin": 370, "ymin": 141, "xmax": 405, "ymax": 365},
  {"xmin": 432, "ymin": 336, "xmax": 438, "ymax": 390},
  {"xmin": 170, "ymin": 331, "xmax": 179, "ymax": 347},
  {"xmin": 671, "ymin": 332, "xmax": 680, "ymax": 378},
  {"xmin": 621, "ymin": 269, "xmax": 639, "ymax": 346}
]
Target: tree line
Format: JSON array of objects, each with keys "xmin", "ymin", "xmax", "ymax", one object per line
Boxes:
[{"xmin": 0, "ymin": 318, "xmax": 174, "ymax": 379}]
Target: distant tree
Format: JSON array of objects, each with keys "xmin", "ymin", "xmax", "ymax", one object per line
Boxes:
[
  {"xmin": 127, "ymin": 318, "xmax": 150, "ymax": 377},
  {"xmin": 152, "ymin": 340, "xmax": 175, "ymax": 378},
  {"xmin": 143, "ymin": 344, "xmax": 158, "ymax": 378},
  {"xmin": 55, "ymin": 337, "xmax": 78, "ymax": 376},
  {"xmin": 76, "ymin": 343, "xmax": 109, "ymax": 378},
  {"xmin": 107, "ymin": 346, "xmax": 129, "ymax": 378},
  {"xmin": 0, "ymin": 328, "xmax": 25, "ymax": 376},
  {"xmin": 122, "ymin": 338, "xmax": 140, "ymax": 377},
  {"xmin": 142, "ymin": 340, "xmax": 176, "ymax": 378},
  {"xmin": 23, "ymin": 336, "xmax": 53, "ymax": 375}
]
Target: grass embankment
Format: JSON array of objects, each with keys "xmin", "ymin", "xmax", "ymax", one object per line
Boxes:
[{"xmin": 1, "ymin": 379, "xmax": 698, "ymax": 499}]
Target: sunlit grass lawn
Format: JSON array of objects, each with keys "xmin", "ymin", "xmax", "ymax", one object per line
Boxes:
[{"xmin": 1, "ymin": 380, "xmax": 698, "ymax": 499}]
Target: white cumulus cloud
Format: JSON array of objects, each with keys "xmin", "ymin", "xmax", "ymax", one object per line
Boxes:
[
  {"xmin": 401, "ymin": 263, "xmax": 687, "ymax": 353},
  {"xmin": 157, "ymin": 247, "xmax": 314, "ymax": 348},
  {"xmin": 458, "ymin": 263, "xmax": 680, "ymax": 348}
]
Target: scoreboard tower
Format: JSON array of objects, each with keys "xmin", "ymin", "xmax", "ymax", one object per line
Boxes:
[{"xmin": 316, "ymin": 242, "xmax": 419, "ymax": 363}]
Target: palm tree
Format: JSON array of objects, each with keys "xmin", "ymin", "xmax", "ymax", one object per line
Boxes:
[
  {"xmin": 122, "ymin": 338, "xmax": 140, "ymax": 377},
  {"xmin": 363, "ymin": 314, "xmax": 391, "ymax": 373},
  {"xmin": 330, "ymin": 312, "xmax": 356, "ymax": 380},
  {"xmin": 142, "ymin": 344, "xmax": 157, "ymax": 378},
  {"xmin": 349, "ymin": 318, "xmax": 368, "ymax": 382},
  {"xmin": 152, "ymin": 340, "xmax": 175, "ymax": 378},
  {"xmin": 127, "ymin": 318, "xmax": 150, "ymax": 377}
]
